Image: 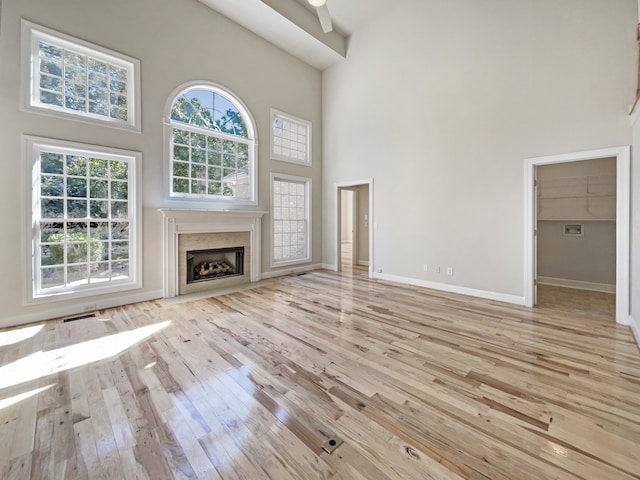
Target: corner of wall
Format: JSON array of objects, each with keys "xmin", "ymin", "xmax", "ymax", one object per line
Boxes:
[{"xmin": 630, "ymin": 315, "xmax": 640, "ymax": 350}]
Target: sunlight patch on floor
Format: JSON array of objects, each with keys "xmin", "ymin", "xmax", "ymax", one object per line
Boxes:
[
  {"xmin": 0, "ymin": 324, "xmax": 44, "ymax": 347},
  {"xmin": 0, "ymin": 321, "xmax": 171, "ymax": 390}
]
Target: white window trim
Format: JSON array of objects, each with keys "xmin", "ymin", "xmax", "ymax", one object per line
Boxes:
[
  {"xmin": 270, "ymin": 172, "xmax": 312, "ymax": 268},
  {"xmin": 164, "ymin": 80, "xmax": 258, "ymax": 207},
  {"xmin": 23, "ymin": 135, "xmax": 143, "ymax": 305},
  {"xmin": 270, "ymin": 108, "xmax": 312, "ymax": 166},
  {"xmin": 21, "ymin": 19, "xmax": 141, "ymax": 132}
]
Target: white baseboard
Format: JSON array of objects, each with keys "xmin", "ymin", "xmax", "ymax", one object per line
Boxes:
[
  {"xmin": 356, "ymin": 260, "xmax": 369, "ymax": 267},
  {"xmin": 321, "ymin": 263, "xmax": 338, "ymax": 272},
  {"xmin": 260, "ymin": 263, "xmax": 325, "ymax": 279},
  {"xmin": 0, "ymin": 289, "xmax": 164, "ymax": 329},
  {"xmin": 537, "ymin": 276, "xmax": 615, "ymax": 293},
  {"xmin": 373, "ymin": 273, "xmax": 525, "ymax": 306}
]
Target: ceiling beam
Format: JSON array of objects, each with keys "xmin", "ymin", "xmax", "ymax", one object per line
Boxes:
[{"xmin": 198, "ymin": 0, "xmax": 346, "ymax": 70}]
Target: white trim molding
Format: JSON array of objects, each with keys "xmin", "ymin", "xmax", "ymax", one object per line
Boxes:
[
  {"xmin": 0, "ymin": 289, "xmax": 163, "ymax": 330},
  {"xmin": 523, "ymin": 146, "xmax": 630, "ymax": 325},
  {"xmin": 158, "ymin": 209, "xmax": 267, "ymax": 297},
  {"xmin": 261, "ymin": 263, "xmax": 324, "ymax": 279},
  {"xmin": 537, "ymin": 277, "xmax": 615, "ymax": 294},
  {"xmin": 374, "ymin": 272, "xmax": 526, "ymax": 306}
]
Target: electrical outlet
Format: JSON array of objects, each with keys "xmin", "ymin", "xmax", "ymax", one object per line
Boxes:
[
  {"xmin": 435, "ymin": 266, "xmax": 441, "ymax": 274},
  {"xmin": 447, "ymin": 267, "xmax": 453, "ymax": 276},
  {"xmin": 423, "ymin": 265, "xmax": 428, "ymax": 272}
]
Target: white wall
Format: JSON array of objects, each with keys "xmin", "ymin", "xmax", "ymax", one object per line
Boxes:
[
  {"xmin": 323, "ymin": 0, "xmax": 636, "ymax": 301},
  {"xmin": 0, "ymin": 0, "xmax": 322, "ymax": 327}
]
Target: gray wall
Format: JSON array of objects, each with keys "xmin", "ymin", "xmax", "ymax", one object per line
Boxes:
[
  {"xmin": 322, "ymin": 0, "xmax": 635, "ymax": 299},
  {"xmin": 0, "ymin": 0, "xmax": 323, "ymax": 326},
  {"xmin": 537, "ymin": 221, "xmax": 616, "ymax": 285}
]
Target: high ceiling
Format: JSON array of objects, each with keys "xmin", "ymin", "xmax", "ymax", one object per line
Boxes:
[
  {"xmin": 294, "ymin": 0, "xmax": 403, "ymax": 36},
  {"xmin": 198, "ymin": 0, "xmax": 405, "ymax": 70}
]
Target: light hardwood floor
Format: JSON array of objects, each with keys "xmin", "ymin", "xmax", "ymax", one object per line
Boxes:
[
  {"xmin": 536, "ymin": 284, "xmax": 616, "ymax": 321},
  {"xmin": 1, "ymin": 269, "xmax": 639, "ymax": 479}
]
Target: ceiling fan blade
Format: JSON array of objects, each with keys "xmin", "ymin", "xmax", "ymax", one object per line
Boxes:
[{"xmin": 316, "ymin": 4, "xmax": 333, "ymax": 33}]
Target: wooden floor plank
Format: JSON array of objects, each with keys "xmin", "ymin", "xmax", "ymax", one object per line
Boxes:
[{"xmin": 0, "ymin": 269, "xmax": 639, "ymax": 479}]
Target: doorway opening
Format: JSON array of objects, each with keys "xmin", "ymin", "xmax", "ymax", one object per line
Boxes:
[
  {"xmin": 535, "ymin": 159, "xmax": 616, "ymax": 319},
  {"xmin": 524, "ymin": 146, "xmax": 630, "ymax": 325},
  {"xmin": 336, "ymin": 180, "xmax": 374, "ymax": 276}
]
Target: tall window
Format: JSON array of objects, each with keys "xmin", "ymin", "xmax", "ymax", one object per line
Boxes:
[
  {"xmin": 25, "ymin": 137, "xmax": 141, "ymax": 301},
  {"xmin": 271, "ymin": 173, "xmax": 311, "ymax": 266},
  {"xmin": 167, "ymin": 83, "xmax": 256, "ymax": 203},
  {"xmin": 22, "ymin": 20, "xmax": 140, "ymax": 131},
  {"xmin": 271, "ymin": 109, "xmax": 312, "ymax": 165}
]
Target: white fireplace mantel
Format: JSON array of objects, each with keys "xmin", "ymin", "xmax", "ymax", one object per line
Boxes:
[{"xmin": 159, "ymin": 209, "xmax": 267, "ymax": 297}]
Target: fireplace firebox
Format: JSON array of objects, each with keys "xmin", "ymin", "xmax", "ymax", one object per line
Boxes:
[{"xmin": 186, "ymin": 246, "xmax": 244, "ymax": 284}]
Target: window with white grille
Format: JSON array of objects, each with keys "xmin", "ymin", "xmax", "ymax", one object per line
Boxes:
[
  {"xmin": 271, "ymin": 174, "xmax": 311, "ymax": 265},
  {"xmin": 167, "ymin": 82, "xmax": 257, "ymax": 204},
  {"xmin": 271, "ymin": 109, "xmax": 312, "ymax": 165},
  {"xmin": 22, "ymin": 20, "xmax": 140, "ymax": 131},
  {"xmin": 25, "ymin": 136, "xmax": 141, "ymax": 301}
]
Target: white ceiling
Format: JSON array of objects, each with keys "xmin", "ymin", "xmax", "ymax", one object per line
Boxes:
[{"xmin": 198, "ymin": 0, "xmax": 404, "ymax": 70}]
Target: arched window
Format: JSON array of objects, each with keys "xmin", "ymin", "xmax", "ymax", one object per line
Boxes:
[{"xmin": 166, "ymin": 82, "xmax": 256, "ymax": 203}]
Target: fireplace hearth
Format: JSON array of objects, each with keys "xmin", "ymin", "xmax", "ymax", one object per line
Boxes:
[{"xmin": 186, "ymin": 246, "xmax": 244, "ymax": 284}]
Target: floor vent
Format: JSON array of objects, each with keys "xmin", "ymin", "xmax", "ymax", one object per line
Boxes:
[
  {"xmin": 322, "ymin": 435, "xmax": 343, "ymax": 454},
  {"xmin": 63, "ymin": 313, "xmax": 96, "ymax": 323}
]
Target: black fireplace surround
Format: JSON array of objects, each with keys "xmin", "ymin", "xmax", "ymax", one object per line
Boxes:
[{"xmin": 186, "ymin": 246, "xmax": 244, "ymax": 284}]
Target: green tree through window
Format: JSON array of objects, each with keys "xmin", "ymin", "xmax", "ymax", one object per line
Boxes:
[{"xmin": 168, "ymin": 85, "xmax": 255, "ymax": 201}]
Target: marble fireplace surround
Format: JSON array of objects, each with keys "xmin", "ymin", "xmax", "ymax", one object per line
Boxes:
[{"xmin": 159, "ymin": 209, "xmax": 267, "ymax": 297}]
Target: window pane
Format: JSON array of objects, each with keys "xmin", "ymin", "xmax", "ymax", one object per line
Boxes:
[
  {"xmin": 41, "ymin": 152, "xmax": 64, "ymax": 174},
  {"xmin": 42, "ymin": 198, "xmax": 64, "ymax": 218},
  {"xmin": 90, "ymin": 179, "xmax": 108, "ymax": 198},
  {"xmin": 173, "ymin": 178, "xmax": 189, "ymax": 193},
  {"xmin": 111, "ymin": 201, "xmax": 128, "ymax": 218},
  {"xmin": 41, "ymin": 266, "xmax": 65, "ymax": 289},
  {"xmin": 66, "ymin": 156, "xmax": 87, "ymax": 176},
  {"xmin": 90, "ymin": 262, "xmax": 110, "ymax": 281},
  {"xmin": 67, "ymin": 177, "xmax": 87, "ymax": 197},
  {"xmin": 90, "ymin": 221, "xmax": 110, "ymax": 240},
  {"xmin": 90, "ymin": 200, "xmax": 109, "ymax": 218},
  {"xmin": 111, "ymin": 222, "xmax": 129, "ymax": 240},
  {"xmin": 112, "ymin": 261, "xmax": 129, "ymax": 279},
  {"xmin": 89, "ymin": 158, "xmax": 108, "ymax": 178},
  {"xmin": 68, "ymin": 264, "xmax": 88, "ymax": 284},
  {"xmin": 112, "ymin": 241, "xmax": 129, "ymax": 260},
  {"xmin": 41, "ymin": 175, "xmax": 64, "ymax": 197}
]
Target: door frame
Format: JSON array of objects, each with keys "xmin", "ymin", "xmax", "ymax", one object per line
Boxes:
[
  {"xmin": 523, "ymin": 146, "xmax": 630, "ymax": 325},
  {"xmin": 336, "ymin": 179, "xmax": 374, "ymax": 276}
]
